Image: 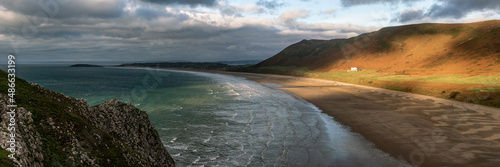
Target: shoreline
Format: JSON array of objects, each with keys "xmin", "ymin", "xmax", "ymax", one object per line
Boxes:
[
  {"xmin": 225, "ymin": 71, "xmax": 500, "ymax": 167},
  {"xmin": 120, "ymin": 67, "xmax": 500, "ymax": 166}
]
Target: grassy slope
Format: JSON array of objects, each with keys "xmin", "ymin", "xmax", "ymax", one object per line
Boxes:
[
  {"xmin": 0, "ymin": 147, "xmax": 15, "ymax": 167},
  {"xmin": 0, "ymin": 70, "xmax": 153, "ymax": 166},
  {"xmin": 256, "ymin": 20, "xmax": 500, "ymax": 73},
  {"xmin": 250, "ymin": 20, "xmax": 500, "ymax": 107},
  {"xmin": 248, "ymin": 66, "xmax": 499, "ymax": 107}
]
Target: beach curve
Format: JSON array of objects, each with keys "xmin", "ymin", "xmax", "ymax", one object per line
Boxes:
[{"xmin": 220, "ymin": 71, "xmax": 500, "ymax": 167}]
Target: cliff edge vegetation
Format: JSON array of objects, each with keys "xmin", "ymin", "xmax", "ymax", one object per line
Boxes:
[{"xmin": 0, "ymin": 69, "xmax": 175, "ymax": 167}]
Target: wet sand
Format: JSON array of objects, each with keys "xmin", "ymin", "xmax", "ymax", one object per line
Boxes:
[{"xmin": 219, "ymin": 71, "xmax": 500, "ymax": 167}]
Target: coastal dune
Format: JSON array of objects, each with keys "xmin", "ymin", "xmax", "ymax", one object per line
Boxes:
[{"xmin": 225, "ymin": 71, "xmax": 500, "ymax": 167}]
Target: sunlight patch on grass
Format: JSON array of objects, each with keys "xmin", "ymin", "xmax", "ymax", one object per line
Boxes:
[
  {"xmin": 469, "ymin": 87, "xmax": 500, "ymax": 92},
  {"xmin": 258, "ymin": 66, "xmax": 500, "ymax": 86}
]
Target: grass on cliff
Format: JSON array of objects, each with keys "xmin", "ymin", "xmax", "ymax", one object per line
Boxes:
[
  {"xmin": 0, "ymin": 70, "xmax": 152, "ymax": 166},
  {"xmin": 247, "ymin": 66, "xmax": 500, "ymax": 107},
  {"xmin": 0, "ymin": 147, "xmax": 15, "ymax": 167}
]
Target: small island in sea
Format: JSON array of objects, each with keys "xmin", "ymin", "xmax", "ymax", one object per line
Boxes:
[{"xmin": 69, "ymin": 64, "xmax": 104, "ymax": 67}]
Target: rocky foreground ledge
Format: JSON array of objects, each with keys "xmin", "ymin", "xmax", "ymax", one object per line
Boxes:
[{"xmin": 0, "ymin": 70, "xmax": 175, "ymax": 167}]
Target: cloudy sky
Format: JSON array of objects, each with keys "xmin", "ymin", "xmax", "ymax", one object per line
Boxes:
[{"xmin": 0, "ymin": 0, "xmax": 499, "ymax": 63}]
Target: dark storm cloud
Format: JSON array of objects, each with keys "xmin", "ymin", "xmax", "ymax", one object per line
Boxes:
[
  {"xmin": 0, "ymin": 0, "xmax": 126, "ymax": 19},
  {"xmin": 218, "ymin": 5, "xmax": 244, "ymax": 16},
  {"xmin": 135, "ymin": 7, "xmax": 190, "ymax": 20},
  {"xmin": 0, "ymin": 0, "xmax": 381, "ymax": 63},
  {"xmin": 136, "ymin": 8, "xmax": 162, "ymax": 19},
  {"xmin": 36, "ymin": 24, "xmax": 146, "ymax": 39},
  {"xmin": 0, "ymin": 24, "xmax": 304, "ymax": 63},
  {"xmin": 140, "ymin": 26, "xmax": 223, "ymax": 40},
  {"xmin": 392, "ymin": 9, "xmax": 424, "ymax": 23},
  {"xmin": 140, "ymin": 0, "xmax": 218, "ymax": 6},
  {"xmin": 390, "ymin": 0, "xmax": 500, "ymax": 23},
  {"xmin": 256, "ymin": 0, "xmax": 286, "ymax": 9},
  {"xmin": 340, "ymin": 0, "xmax": 421, "ymax": 7},
  {"xmin": 426, "ymin": 0, "xmax": 500, "ymax": 19}
]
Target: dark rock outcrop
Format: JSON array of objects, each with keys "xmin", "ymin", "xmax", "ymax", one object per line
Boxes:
[{"xmin": 0, "ymin": 70, "xmax": 175, "ymax": 167}]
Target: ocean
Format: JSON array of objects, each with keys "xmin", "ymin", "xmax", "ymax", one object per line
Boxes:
[{"xmin": 6, "ymin": 65, "xmax": 411, "ymax": 167}]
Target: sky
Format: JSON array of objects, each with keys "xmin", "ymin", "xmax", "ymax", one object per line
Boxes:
[{"xmin": 0, "ymin": 0, "xmax": 499, "ymax": 63}]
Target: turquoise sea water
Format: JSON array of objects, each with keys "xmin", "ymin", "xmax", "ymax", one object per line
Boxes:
[{"xmin": 7, "ymin": 65, "xmax": 411, "ymax": 166}]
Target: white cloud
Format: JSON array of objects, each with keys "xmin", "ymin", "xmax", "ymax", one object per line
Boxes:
[
  {"xmin": 277, "ymin": 29, "xmax": 359, "ymax": 39},
  {"xmin": 299, "ymin": 23, "xmax": 379, "ymax": 32},
  {"xmin": 0, "ymin": 6, "xmax": 26, "ymax": 27},
  {"xmin": 321, "ymin": 9, "xmax": 336, "ymax": 14},
  {"xmin": 226, "ymin": 45, "xmax": 237, "ymax": 50},
  {"xmin": 279, "ymin": 9, "xmax": 311, "ymax": 23}
]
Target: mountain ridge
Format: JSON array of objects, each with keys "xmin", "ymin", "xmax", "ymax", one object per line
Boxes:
[
  {"xmin": 256, "ymin": 20, "xmax": 500, "ymax": 74},
  {"xmin": 250, "ymin": 20, "xmax": 499, "ymax": 108}
]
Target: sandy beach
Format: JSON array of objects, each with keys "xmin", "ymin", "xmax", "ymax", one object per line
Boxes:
[{"xmin": 212, "ymin": 71, "xmax": 500, "ymax": 167}]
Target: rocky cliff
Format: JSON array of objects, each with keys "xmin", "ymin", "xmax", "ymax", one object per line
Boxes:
[{"xmin": 0, "ymin": 69, "xmax": 175, "ymax": 167}]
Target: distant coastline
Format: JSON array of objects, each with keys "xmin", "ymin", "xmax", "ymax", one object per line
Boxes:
[{"xmin": 116, "ymin": 60, "xmax": 260, "ymax": 71}]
